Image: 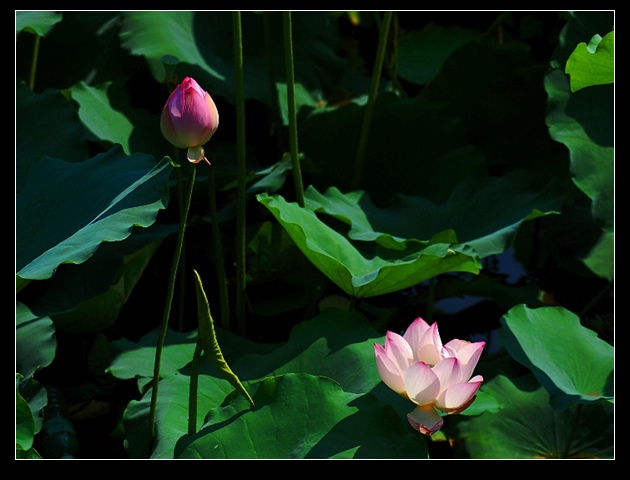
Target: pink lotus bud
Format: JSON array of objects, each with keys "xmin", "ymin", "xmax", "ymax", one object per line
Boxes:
[
  {"xmin": 160, "ymin": 76, "xmax": 219, "ymax": 164},
  {"xmin": 374, "ymin": 317, "xmax": 485, "ymax": 435}
]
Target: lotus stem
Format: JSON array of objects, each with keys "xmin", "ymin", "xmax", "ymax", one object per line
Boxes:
[
  {"xmin": 283, "ymin": 11, "xmax": 305, "ymax": 207},
  {"xmin": 351, "ymin": 11, "xmax": 393, "ymax": 191},
  {"xmin": 28, "ymin": 34, "xmax": 40, "ymax": 90},
  {"xmin": 187, "ymin": 341, "xmax": 203, "ymax": 435},
  {"xmin": 233, "ymin": 11, "xmax": 247, "ymax": 336},
  {"xmin": 208, "ymin": 168, "xmax": 230, "ymax": 330},
  {"xmin": 148, "ymin": 161, "xmax": 196, "ymax": 447}
]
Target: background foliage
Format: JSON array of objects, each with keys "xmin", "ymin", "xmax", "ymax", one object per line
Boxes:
[{"xmin": 16, "ymin": 10, "xmax": 614, "ymax": 459}]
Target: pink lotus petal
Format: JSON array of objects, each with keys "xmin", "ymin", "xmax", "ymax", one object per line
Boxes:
[
  {"xmin": 458, "ymin": 344, "xmax": 485, "ymax": 381},
  {"xmin": 435, "ymin": 380, "xmax": 483, "ymax": 413},
  {"xmin": 407, "ymin": 405, "xmax": 444, "ymax": 435},
  {"xmin": 432, "ymin": 356, "xmax": 463, "ymax": 388},
  {"xmin": 444, "ymin": 339, "xmax": 484, "ymax": 360},
  {"xmin": 374, "ymin": 343, "xmax": 407, "ymax": 396},
  {"xmin": 443, "ymin": 340, "xmax": 485, "ymax": 380},
  {"xmin": 384, "ymin": 331, "xmax": 413, "ymax": 368},
  {"xmin": 404, "ymin": 361, "xmax": 440, "ymax": 406},
  {"xmin": 443, "ymin": 338, "xmax": 470, "ymax": 353},
  {"xmin": 403, "ymin": 318, "xmax": 431, "ymax": 355},
  {"xmin": 415, "ymin": 322, "xmax": 444, "ymax": 365}
]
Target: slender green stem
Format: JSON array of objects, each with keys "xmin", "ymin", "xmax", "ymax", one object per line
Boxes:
[
  {"xmin": 28, "ymin": 33, "xmax": 40, "ymax": 89},
  {"xmin": 263, "ymin": 12, "xmax": 284, "ymax": 152},
  {"xmin": 174, "ymin": 150, "xmax": 186, "ymax": 332},
  {"xmin": 283, "ymin": 11, "xmax": 305, "ymax": 207},
  {"xmin": 187, "ymin": 341, "xmax": 203, "ymax": 435},
  {"xmin": 233, "ymin": 11, "xmax": 247, "ymax": 336},
  {"xmin": 351, "ymin": 11, "xmax": 393, "ymax": 191},
  {"xmin": 209, "ymin": 168, "xmax": 230, "ymax": 330},
  {"xmin": 148, "ymin": 162, "xmax": 196, "ymax": 447},
  {"xmin": 174, "ymin": 149, "xmax": 184, "ymax": 218},
  {"xmin": 380, "ymin": 13, "xmax": 408, "ymax": 98},
  {"xmin": 177, "ymin": 246, "xmax": 187, "ymax": 332}
]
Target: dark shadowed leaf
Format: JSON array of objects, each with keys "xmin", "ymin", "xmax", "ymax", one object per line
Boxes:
[
  {"xmin": 16, "ymin": 302, "xmax": 56, "ymax": 379},
  {"xmin": 16, "ymin": 82, "xmax": 89, "ymax": 191},
  {"xmin": 16, "ymin": 146, "xmax": 172, "ymax": 280}
]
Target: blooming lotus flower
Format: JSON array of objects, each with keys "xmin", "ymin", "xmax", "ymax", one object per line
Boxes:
[
  {"xmin": 160, "ymin": 76, "xmax": 219, "ymax": 164},
  {"xmin": 374, "ymin": 317, "xmax": 485, "ymax": 435}
]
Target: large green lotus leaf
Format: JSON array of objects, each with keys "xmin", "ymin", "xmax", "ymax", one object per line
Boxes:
[
  {"xmin": 16, "ymin": 302, "xmax": 56, "ymax": 379},
  {"xmin": 15, "ymin": 373, "xmax": 45, "ymax": 459},
  {"xmin": 107, "ymin": 328, "xmax": 199, "ymax": 381},
  {"xmin": 108, "ymin": 322, "xmax": 277, "ymax": 384},
  {"xmin": 16, "ymin": 380, "xmax": 36, "ymax": 452},
  {"xmin": 553, "ymin": 12, "xmax": 614, "ymax": 70},
  {"xmin": 119, "ymin": 11, "xmax": 224, "ymax": 87},
  {"xmin": 545, "ymin": 70, "xmax": 613, "ymax": 228},
  {"xmin": 565, "ymin": 31, "xmax": 614, "ymax": 92},
  {"xmin": 544, "ymin": 73, "xmax": 613, "ymax": 280},
  {"xmin": 304, "ymin": 186, "xmax": 411, "ymax": 250},
  {"xmin": 234, "ymin": 308, "xmax": 383, "ymax": 394},
  {"xmin": 110, "ymin": 309, "xmax": 382, "ymax": 395},
  {"xmin": 16, "ymin": 82, "xmax": 89, "ymax": 191},
  {"xmin": 545, "ymin": 12, "xmax": 614, "ymax": 280},
  {"xmin": 304, "ymin": 172, "xmax": 561, "ymax": 258},
  {"xmin": 16, "ymin": 303, "xmax": 54, "ymax": 451},
  {"xmin": 68, "ymin": 81, "xmax": 135, "ymax": 155},
  {"xmin": 175, "ymin": 373, "xmax": 428, "ymax": 459},
  {"xmin": 122, "ymin": 373, "xmax": 234, "ymax": 459},
  {"xmin": 16, "ymin": 146, "xmax": 172, "ymax": 281},
  {"xmin": 582, "ymin": 230, "xmax": 614, "ymax": 281},
  {"xmin": 455, "ymin": 374, "xmax": 614, "ymax": 459},
  {"xmin": 498, "ymin": 304, "xmax": 614, "ymax": 410},
  {"xmin": 15, "ymin": 11, "xmax": 62, "ymax": 36},
  {"xmin": 16, "ymin": 449, "xmax": 43, "ymax": 460},
  {"xmin": 257, "ymin": 192, "xmax": 481, "ymax": 298},
  {"xmin": 247, "ymin": 219, "xmax": 313, "ymax": 276},
  {"xmin": 50, "ymin": 240, "xmax": 161, "ymax": 333},
  {"xmin": 23, "ymin": 223, "xmax": 177, "ymax": 319},
  {"xmin": 108, "ymin": 325, "xmax": 262, "ymax": 458},
  {"xmin": 119, "ymin": 11, "xmax": 347, "ymax": 107}
]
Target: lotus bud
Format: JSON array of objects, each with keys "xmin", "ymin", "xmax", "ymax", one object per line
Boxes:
[{"xmin": 160, "ymin": 76, "xmax": 219, "ymax": 165}]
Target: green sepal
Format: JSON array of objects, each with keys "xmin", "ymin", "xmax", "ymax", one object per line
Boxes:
[{"xmin": 193, "ymin": 269, "xmax": 255, "ymax": 407}]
